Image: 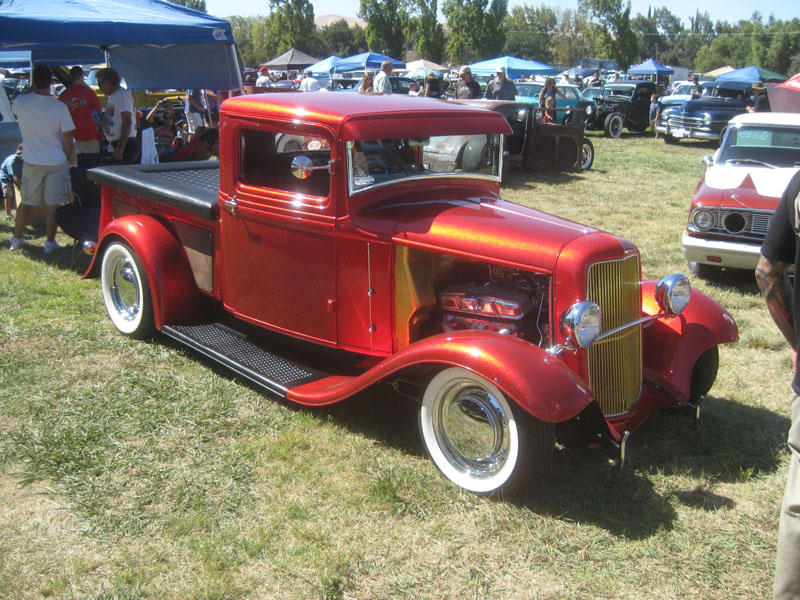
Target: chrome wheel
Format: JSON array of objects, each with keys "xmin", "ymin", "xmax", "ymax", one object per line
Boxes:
[
  {"xmin": 420, "ymin": 367, "xmax": 550, "ymax": 494},
  {"xmin": 101, "ymin": 242, "xmax": 154, "ymax": 338},
  {"xmin": 580, "ymin": 139, "xmax": 594, "ymax": 170}
]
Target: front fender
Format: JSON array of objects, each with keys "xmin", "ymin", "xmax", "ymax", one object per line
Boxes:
[
  {"xmin": 641, "ymin": 280, "xmax": 738, "ymax": 400},
  {"xmin": 288, "ymin": 330, "xmax": 595, "ymax": 422},
  {"xmin": 90, "ymin": 215, "xmax": 201, "ymax": 330}
]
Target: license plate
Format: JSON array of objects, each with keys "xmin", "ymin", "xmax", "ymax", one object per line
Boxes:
[{"xmin": 672, "ymin": 129, "xmax": 687, "ymax": 138}]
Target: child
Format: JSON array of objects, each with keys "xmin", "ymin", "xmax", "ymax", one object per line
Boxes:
[
  {"xmin": 1, "ymin": 144, "xmax": 23, "ymax": 221},
  {"xmin": 542, "ymin": 96, "xmax": 556, "ymax": 124},
  {"xmin": 649, "ymin": 94, "xmax": 661, "ymax": 139}
]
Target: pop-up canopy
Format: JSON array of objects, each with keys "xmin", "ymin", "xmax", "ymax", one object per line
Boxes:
[
  {"xmin": 0, "ymin": 0, "xmax": 242, "ymax": 90},
  {"xmin": 467, "ymin": 56, "xmax": 556, "ymax": 79},
  {"xmin": 627, "ymin": 58, "xmax": 673, "ymax": 76}
]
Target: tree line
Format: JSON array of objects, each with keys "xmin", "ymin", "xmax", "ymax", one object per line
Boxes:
[{"xmin": 170, "ymin": 0, "xmax": 800, "ymax": 75}]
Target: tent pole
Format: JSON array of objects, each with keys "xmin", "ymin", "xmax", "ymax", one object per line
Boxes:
[{"xmin": 230, "ymin": 44, "xmax": 243, "ymax": 93}]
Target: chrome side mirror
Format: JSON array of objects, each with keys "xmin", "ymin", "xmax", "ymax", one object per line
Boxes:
[{"xmin": 291, "ymin": 155, "xmax": 333, "ymax": 179}]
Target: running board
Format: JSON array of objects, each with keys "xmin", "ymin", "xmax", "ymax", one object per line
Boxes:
[{"xmin": 161, "ymin": 322, "xmax": 331, "ymax": 397}]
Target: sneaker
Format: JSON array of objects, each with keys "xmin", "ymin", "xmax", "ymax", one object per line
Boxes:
[
  {"xmin": 9, "ymin": 236, "xmax": 24, "ymax": 251},
  {"xmin": 44, "ymin": 240, "xmax": 63, "ymax": 254},
  {"xmin": 5, "ymin": 214, "xmax": 13, "ymax": 222}
]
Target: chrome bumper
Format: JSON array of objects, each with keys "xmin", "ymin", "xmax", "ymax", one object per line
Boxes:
[{"xmin": 681, "ymin": 230, "xmax": 762, "ymax": 270}]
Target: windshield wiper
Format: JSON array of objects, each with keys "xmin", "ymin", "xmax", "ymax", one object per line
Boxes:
[{"xmin": 725, "ymin": 158, "xmax": 778, "ymax": 169}]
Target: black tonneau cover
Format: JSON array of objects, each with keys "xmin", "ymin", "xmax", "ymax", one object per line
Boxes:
[{"xmin": 87, "ymin": 161, "xmax": 220, "ymax": 220}]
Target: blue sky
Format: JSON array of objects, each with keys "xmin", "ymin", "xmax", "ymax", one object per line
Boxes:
[{"xmin": 206, "ymin": 0, "xmax": 795, "ymax": 25}]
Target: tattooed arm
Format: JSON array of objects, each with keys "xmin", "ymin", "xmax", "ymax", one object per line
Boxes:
[{"xmin": 756, "ymin": 253, "xmax": 796, "ymax": 351}]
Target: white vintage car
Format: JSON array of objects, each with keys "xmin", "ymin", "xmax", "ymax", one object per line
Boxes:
[{"xmin": 682, "ymin": 112, "xmax": 800, "ymax": 277}]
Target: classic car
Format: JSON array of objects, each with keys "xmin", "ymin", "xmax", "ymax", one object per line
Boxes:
[
  {"xmin": 448, "ymin": 99, "xmax": 594, "ymax": 175},
  {"xmin": 514, "ymin": 82, "xmax": 585, "ymax": 114},
  {"xmin": 682, "ymin": 112, "xmax": 800, "ymax": 277},
  {"xmin": 657, "ymin": 80, "xmax": 751, "ymax": 143},
  {"xmin": 659, "ymin": 81, "xmax": 697, "ymax": 107},
  {"xmin": 568, "ymin": 81, "xmax": 658, "ymax": 137},
  {"xmin": 85, "ymin": 93, "xmax": 736, "ymax": 495}
]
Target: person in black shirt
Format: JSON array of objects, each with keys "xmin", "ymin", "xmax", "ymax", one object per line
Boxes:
[
  {"xmin": 749, "ymin": 81, "xmax": 771, "ymax": 113},
  {"xmin": 756, "ymin": 169, "xmax": 800, "ymax": 600},
  {"xmin": 455, "ymin": 66, "xmax": 481, "ymax": 99}
]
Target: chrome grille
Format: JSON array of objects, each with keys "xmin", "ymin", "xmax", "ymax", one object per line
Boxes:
[
  {"xmin": 586, "ymin": 255, "xmax": 642, "ymax": 416},
  {"xmin": 695, "ymin": 207, "xmax": 773, "ymax": 240},
  {"xmin": 668, "ymin": 115, "xmax": 703, "ymax": 129}
]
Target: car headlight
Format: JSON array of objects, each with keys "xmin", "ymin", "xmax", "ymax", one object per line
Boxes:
[
  {"xmin": 560, "ymin": 302, "xmax": 602, "ymax": 348},
  {"xmin": 655, "ymin": 274, "xmax": 691, "ymax": 315},
  {"xmin": 585, "ymin": 104, "xmax": 594, "ymax": 115},
  {"xmin": 692, "ymin": 208, "xmax": 715, "ymax": 230},
  {"xmin": 703, "ymin": 113, "xmax": 712, "ymax": 126}
]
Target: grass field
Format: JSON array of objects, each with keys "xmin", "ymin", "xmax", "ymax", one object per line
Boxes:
[{"xmin": 0, "ymin": 131, "xmax": 792, "ymax": 599}]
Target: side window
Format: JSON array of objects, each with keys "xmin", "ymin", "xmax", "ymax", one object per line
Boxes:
[{"xmin": 239, "ymin": 129, "xmax": 331, "ymax": 198}]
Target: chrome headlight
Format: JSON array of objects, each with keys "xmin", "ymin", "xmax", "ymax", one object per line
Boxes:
[
  {"xmin": 655, "ymin": 274, "xmax": 691, "ymax": 315},
  {"xmin": 692, "ymin": 208, "xmax": 715, "ymax": 231},
  {"xmin": 585, "ymin": 104, "xmax": 594, "ymax": 115},
  {"xmin": 560, "ymin": 302, "xmax": 602, "ymax": 348},
  {"xmin": 703, "ymin": 113, "xmax": 712, "ymax": 126}
]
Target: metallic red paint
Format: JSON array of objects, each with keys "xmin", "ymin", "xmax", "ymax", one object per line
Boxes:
[
  {"xmin": 641, "ymin": 281, "xmax": 738, "ymax": 402},
  {"xmin": 287, "ymin": 330, "xmax": 595, "ymax": 423},
  {"xmin": 96, "ymin": 215, "xmax": 201, "ymax": 330}
]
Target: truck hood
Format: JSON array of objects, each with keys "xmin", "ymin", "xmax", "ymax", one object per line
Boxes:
[
  {"xmin": 350, "ymin": 196, "xmax": 626, "ymax": 274},
  {"xmin": 704, "ymin": 164, "xmax": 800, "ymax": 200}
]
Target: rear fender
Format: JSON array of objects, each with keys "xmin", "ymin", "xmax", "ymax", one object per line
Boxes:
[
  {"xmin": 288, "ymin": 330, "xmax": 595, "ymax": 423},
  {"xmin": 91, "ymin": 215, "xmax": 201, "ymax": 329},
  {"xmin": 641, "ymin": 280, "xmax": 738, "ymax": 400}
]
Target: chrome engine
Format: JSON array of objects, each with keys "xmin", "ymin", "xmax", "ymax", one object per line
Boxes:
[{"xmin": 437, "ymin": 264, "xmax": 550, "ymax": 346}]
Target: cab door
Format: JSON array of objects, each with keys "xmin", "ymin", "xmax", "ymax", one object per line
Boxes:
[{"xmin": 220, "ymin": 122, "xmax": 338, "ymax": 345}]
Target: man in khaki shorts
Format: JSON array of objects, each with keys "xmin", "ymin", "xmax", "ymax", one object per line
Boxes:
[{"xmin": 10, "ymin": 63, "xmax": 75, "ymax": 253}]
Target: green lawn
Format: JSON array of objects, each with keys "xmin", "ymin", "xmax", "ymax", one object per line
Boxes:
[{"xmin": 0, "ymin": 132, "xmax": 790, "ymax": 599}]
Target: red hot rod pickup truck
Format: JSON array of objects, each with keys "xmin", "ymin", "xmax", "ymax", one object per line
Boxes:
[{"xmin": 85, "ymin": 93, "xmax": 738, "ymax": 495}]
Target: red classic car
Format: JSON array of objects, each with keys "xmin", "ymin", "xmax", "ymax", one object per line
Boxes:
[
  {"xmin": 84, "ymin": 93, "xmax": 737, "ymax": 495},
  {"xmin": 682, "ymin": 112, "xmax": 800, "ymax": 276}
]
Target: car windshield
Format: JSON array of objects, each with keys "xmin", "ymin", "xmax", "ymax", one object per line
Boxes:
[
  {"xmin": 347, "ymin": 134, "xmax": 503, "ymax": 194},
  {"xmin": 719, "ymin": 125, "xmax": 800, "ymax": 169},
  {"xmin": 604, "ymin": 85, "xmax": 635, "ymax": 98},
  {"xmin": 516, "ymin": 83, "xmax": 542, "ymax": 97},
  {"xmin": 670, "ymin": 83, "xmax": 693, "ymax": 95}
]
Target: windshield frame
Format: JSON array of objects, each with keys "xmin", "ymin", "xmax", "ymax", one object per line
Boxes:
[
  {"xmin": 346, "ymin": 134, "xmax": 504, "ymax": 196},
  {"xmin": 718, "ymin": 124, "xmax": 800, "ymax": 169}
]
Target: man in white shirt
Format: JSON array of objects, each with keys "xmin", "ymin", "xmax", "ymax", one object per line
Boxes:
[
  {"xmin": 373, "ymin": 60, "xmax": 394, "ymax": 95},
  {"xmin": 96, "ymin": 68, "xmax": 137, "ymax": 163},
  {"xmin": 10, "ymin": 63, "xmax": 75, "ymax": 253},
  {"xmin": 256, "ymin": 66, "xmax": 271, "ymax": 87},
  {"xmin": 299, "ymin": 70, "xmax": 320, "ymax": 92}
]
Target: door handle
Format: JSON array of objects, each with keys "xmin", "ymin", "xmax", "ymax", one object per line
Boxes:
[{"xmin": 223, "ymin": 196, "xmax": 238, "ymax": 216}]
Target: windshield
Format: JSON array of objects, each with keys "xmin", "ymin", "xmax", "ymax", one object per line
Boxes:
[
  {"xmin": 516, "ymin": 83, "xmax": 543, "ymax": 97},
  {"xmin": 604, "ymin": 85, "xmax": 635, "ymax": 98},
  {"xmin": 718, "ymin": 125, "xmax": 800, "ymax": 168},
  {"xmin": 347, "ymin": 134, "xmax": 503, "ymax": 194}
]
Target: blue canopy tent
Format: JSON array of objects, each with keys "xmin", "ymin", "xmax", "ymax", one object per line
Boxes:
[
  {"xmin": 0, "ymin": 48, "xmax": 104, "ymax": 68},
  {"xmin": 0, "ymin": 0, "xmax": 242, "ymax": 90},
  {"xmin": 307, "ymin": 55, "xmax": 341, "ymax": 76},
  {"xmin": 333, "ymin": 52, "xmax": 404, "ymax": 73},
  {"xmin": 627, "ymin": 58, "xmax": 673, "ymax": 76},
  {"xmin": 467, "ymin": 56, "xmax": 556, "ymax": 80},
  {"xmin": 716, "ymin": 65, "xmax": 786, "ymax": 84}
]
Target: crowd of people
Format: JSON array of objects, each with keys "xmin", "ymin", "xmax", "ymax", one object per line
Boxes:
[{"xmin": 3, "ymin": 63, "xmax": 222, "ymax": 253}]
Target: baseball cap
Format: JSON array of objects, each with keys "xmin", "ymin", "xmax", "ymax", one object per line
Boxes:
[
  {"xmin": 459, "ymin": 66, "xmax": 471, "ymax": 75},
  {"xmin": 495, "ymin": 66, "xmax": 506, "ymax": 74},
  {"xmin": 751, "ymin": 81, "xmax": 766, "ymax": 90},
  {"xmin": 259, "ymin": 66, "xmax": 268, "ymax": 72}
]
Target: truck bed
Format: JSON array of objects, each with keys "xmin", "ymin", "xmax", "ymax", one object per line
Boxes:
[{"xmin": 87, "ymin": 160, "xmax": 220, "ymax": 219}]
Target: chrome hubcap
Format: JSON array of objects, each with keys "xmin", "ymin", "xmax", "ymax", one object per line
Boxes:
[
  {"xmin": 433, "ymin": 378, "xmax": 510, "ymax": 479},
  {"xmin": 110, "ymin": 257, "xmax": 140, "ymax": 322}
]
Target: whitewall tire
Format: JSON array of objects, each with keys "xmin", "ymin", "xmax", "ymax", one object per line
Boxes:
[
  {"xmin": 419, "ymin": 367, "xmax": 553, "ymax": 495},
  {"xmin": 101, "ymin": 242, "xmax": 155, "ymax": 339}
]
